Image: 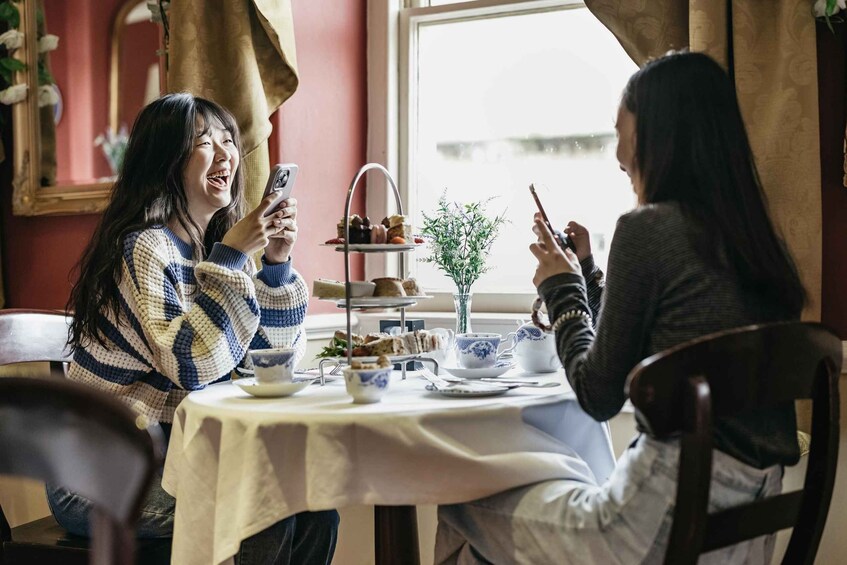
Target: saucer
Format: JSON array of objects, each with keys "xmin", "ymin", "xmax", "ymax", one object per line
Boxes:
[
  {"xmin": 233, "ymin": 377, "xmax": 312, "ymax": 398},
  {"xmin": 425, "ymin": 383, "xmax": 510, "ymax": 398},
  {"xmin": 442, "ymin": 362, "xmax": 514, "ymax": 380}
]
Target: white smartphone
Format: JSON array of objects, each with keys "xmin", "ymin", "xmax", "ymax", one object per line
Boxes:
[{"xmin": 262, "ymin": 163, "xmax": 298, "ymax": 216}]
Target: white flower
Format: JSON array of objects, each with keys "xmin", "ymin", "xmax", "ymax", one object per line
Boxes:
[
  {"xmin": 0, "ymin": 30, "xmax": 24, "ymax": 50},
  {"xmin": 0, "ymin": 84, "xmax": 27, "ymax": 105},
  {"xmin": 37, "ymin": 34, "xmax": 59, "ymax": 53},
  {"xmin": 814, "ymin": 0, "xmax": 846, "ymax": 16},
  {"xmin": 38, "ymin": 84, "xmax": 58, "ymax": 107}
]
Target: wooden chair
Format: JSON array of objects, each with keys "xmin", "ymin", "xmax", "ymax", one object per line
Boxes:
[
  {"xmin": 0, "ymin": 309, "xmax": 74, "ymax": 378},
  {"xmin": 626, "ymin": 321, "xmax": 841, "ymax": 565},
  {"xmin": 0, "ymin": 309, "xmax": 171, "ymax": 564},
  {"xmin": 0, "ymin": 376, "xmax": 165, "ymax": 565}
]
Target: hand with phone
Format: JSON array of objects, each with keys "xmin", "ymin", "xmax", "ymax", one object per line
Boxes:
[{"xmin": 262, "ymin": 164, "xmax": 299, "ymax": 264}]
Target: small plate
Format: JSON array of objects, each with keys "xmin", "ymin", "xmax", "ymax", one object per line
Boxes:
[
  {"xmin": 233, "ymin": 377, "xmax": 312, "ymax": 398},
  {"xmin": 321, "ymin": 243, "xmax": 422, "ymax": 252},
  {"xmin": 328, "ymin": 296, "xmax": 431, "ymax": 309},
  {"xmin": 425, "ymin": 383, "xmax": 510, "ymax": 397},
  {"xmin": 442, "ymin": 362, "xmax": 515, "ymax": 380},
  {"xmin": 324, "ymin": 354, "xmax": 419, "ymax": 364}
]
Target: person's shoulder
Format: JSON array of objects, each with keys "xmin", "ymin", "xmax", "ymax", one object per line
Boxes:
[
  {"xmin": 618, "ymin": 202, "xmax": 685, "ymax": 229},
  {"xmin": 121, "ymin": 226, "xmax": 172, "ymax": 259}
]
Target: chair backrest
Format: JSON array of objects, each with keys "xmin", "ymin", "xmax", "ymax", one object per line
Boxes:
[
  {"xmin": 0, "ymin": 376, "xmax": 165, "ymax": 565},
  {"xmin": 0, "ymin": 308, "xmax": 74, "ymax": 377},
  {"xmin": 626, "ymin": 321, "xmax": 841, "ymax": 565}
]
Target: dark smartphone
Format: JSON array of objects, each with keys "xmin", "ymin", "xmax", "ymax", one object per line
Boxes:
[{"xmin": 529, "ymin": 184, "xmax": 576, "ymax": 253}]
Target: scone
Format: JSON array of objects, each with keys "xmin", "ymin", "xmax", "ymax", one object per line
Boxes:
[
  {"xmin": 372, "ymin": 277, "xmax": 406, "ymax": 297},
  {"xmin": 401, "ymin": 277, "xmax": 422, "ymax": 297}
]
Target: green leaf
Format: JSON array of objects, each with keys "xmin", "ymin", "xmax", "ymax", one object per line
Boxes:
[
  {"xmin": 37, "ymin": 60, "xmax": 52, "ymax": 85},
  {"xmin": 0, "ymin": 56, "xmax": 25, "ymax": 72},
  {"xmin": 0, "ymin": 65, "xmax": 10, "ymax": 85},
  {"xmin": 0, "ymin": 2, "xmax": 20, "ymax": 29}
]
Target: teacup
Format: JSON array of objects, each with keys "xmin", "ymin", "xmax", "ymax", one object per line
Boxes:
[
  {"xmin": 455, "ymin": 333, "xmax": 513, "ymax": 369},
  {"xmin": 507, "ymin": 323, "xmax": 561, "ymax": 373},
  {"xmin": 343, "ymin": 366, "xmax": 392, "ymax": 404},
  {"xmin": 249, "ymin": 347, "xmax": 296, "ymax": 385}
]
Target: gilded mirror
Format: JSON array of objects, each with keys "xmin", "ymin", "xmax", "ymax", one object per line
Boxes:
[{"xmin": 12, "ymin": 0, "xmax": 160, "ymax": 216}]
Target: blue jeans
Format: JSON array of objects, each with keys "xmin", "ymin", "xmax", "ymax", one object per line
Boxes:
[
  {"xmin": 46, "ymin": 482, "xmax": 339, "ymax": 564},
  {"xmin": 436, "ymin": 434, "xmax": 782, "ymax": 564}
]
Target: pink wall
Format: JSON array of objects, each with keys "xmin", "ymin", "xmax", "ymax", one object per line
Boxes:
[{"xmin": 0, "ymin": 0, "xmax": 367, "ymax": 312}]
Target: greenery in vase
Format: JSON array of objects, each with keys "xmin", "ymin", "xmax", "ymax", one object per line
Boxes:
[{"xmin": 420, "ymin": 192, "xmax": 508, "ymax": 296}]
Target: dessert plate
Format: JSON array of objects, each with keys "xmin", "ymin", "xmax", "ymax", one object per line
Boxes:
[
  {"xmin": 321, "ymin": 243, "xmax": 422, "ymax": 252},
  {"xmin": 425, "ymin": 383, "xmax": 510, "ymax": 398},
  {"xmin": 233, "ymin": 377, "xmax": 312, "ymax": 398},
  {"xmin": 326, "ymin": 296, "xmax": 431, "ymax": 308},
  {"xmin": 325, "ymin": 354, "xmax": 419, "ymax": 364},
  {"xmin": 441, "ymin": 362, "xmax": 515, "ymax": 380}
]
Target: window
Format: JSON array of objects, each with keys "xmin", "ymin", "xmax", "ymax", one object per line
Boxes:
[{"xmin": 368, "ymin": 0, "xmax": 638, "ymax": 312}]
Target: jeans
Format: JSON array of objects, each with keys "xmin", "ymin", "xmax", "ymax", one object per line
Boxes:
[
  {"xmin": 46, "ymin": 481, "xmax": 339, "ymax": 565},
  {"xmin": 436, "ymin": 434, "xmax": 782, "ymax": 565}
]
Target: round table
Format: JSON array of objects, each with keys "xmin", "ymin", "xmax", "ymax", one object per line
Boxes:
[{"xmin": 162, "ymin": 369, "xmax": 615, "ymax": 565}]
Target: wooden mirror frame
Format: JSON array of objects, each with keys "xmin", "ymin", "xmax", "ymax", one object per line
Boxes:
[{"xmin": 12, "ymin": 0, "xmax": 137, "ymax": 216}]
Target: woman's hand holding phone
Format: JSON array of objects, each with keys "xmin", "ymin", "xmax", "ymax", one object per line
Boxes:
[
  {"xmin": 264, "ymin": 197, "xmax": 298, "ymax": 264},
  {"xmin": 530, "ymin": 214, "xmax": 581, "ymax": 289},
  {"xmin": 563, "ymin": 221, "xmax": 592, "ymax": 261},
  {"xmin": 222, "ymin": 192, "xmax": 295, "ymax": 258}
]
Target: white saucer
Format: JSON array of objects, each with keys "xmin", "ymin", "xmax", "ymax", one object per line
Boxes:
[
  {"xmin": 233, "ymin": 377, "xmax": 312, "ymax": 398},
  {"xmin": 442, "ymin": 363, "xmax": 514, "ymax": 380},
  {"xmin": 425, "ymin": 383, "xmax": 510, "ymax": 397}
]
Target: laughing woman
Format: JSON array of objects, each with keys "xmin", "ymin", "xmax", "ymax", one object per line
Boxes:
[
  {"xmin": 436, "ymin": 51, "xmax": 805, "ymax": 564},
  {"xmin": 51, "ymin": 93, "xmax": 338, "ymax": 564}
]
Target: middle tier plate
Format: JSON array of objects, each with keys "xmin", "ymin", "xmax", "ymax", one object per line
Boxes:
[
  {"xmin": 320, "ymin": 243, "xmax": 422, "ymax": 252},
  {"xmin": 318, "ymin": 296, "xmax": 432, "ymax": 309}
]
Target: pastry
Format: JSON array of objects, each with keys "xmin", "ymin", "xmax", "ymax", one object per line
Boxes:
[
  {"xmin": 313, "ymin": 278, "xmax": 346, "ymax": 299},
  {"xmin": 369, "ymin": 224, "xmax": 387, "ymax": 244},
  {"xmin": 333, "ymin": 330, "xmax": 364, "ymax": 346},
  {"xmin": 361, "ymin": 336, "xmax": 405, "ymax": 356},
  {"xmin": 387, "ymin": 222, "xmax": 414, "ymax": 241},
  {"xmin": 372, "ymin": 277, "xmax": 406, "ymax": 297},
  {"xmin": 401, "ymin": 277, "xmax": 422, "ymax": 297}
]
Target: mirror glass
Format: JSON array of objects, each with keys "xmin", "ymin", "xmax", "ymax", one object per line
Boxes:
[{"xmin": 13, "ymin": 0, "xmax": 159, "ymax": 215}]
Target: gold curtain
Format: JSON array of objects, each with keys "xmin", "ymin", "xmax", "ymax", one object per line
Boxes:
[
  {"xmin": 585, "ymin": 0, "xmax": 821, "ymax": 436},
  {"xmin": 167, "ymin": 0, "xmax": 299, "ymax": 212}
]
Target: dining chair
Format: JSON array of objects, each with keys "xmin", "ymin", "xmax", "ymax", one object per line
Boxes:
[
  {"xmin": 0, "ymin": 376, "xmax": 166, "ymax": 565},
  {"xmin": 0, "ymin": 308, "xmax": 74, "ymax": 377},
  {"xmin": 0, "ymin": 309, "xmax": 172, "ymax": 564},
  {"xmin": 626, "ymin": 321, "xmax": 841, "ymax": 565}
]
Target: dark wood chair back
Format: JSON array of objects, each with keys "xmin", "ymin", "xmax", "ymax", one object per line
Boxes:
[
  {"xmin": 0, "ymin": 376, "xmax": 164, "ymax": 565},
  {"xmin": 626, "ymin": 321, "xmax": 841, "ymax": 565},
  {"xmin": 0, "ymin": 309, "xmax": 74, "ymax": 377}
]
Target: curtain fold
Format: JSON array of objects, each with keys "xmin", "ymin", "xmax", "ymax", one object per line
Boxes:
[{"xmin": 167, "ymin": 0, "xmax": 299, "ymax": 211}]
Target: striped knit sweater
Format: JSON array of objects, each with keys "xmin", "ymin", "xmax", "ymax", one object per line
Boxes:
[
  {"xmin": 68, "ymin": 226, "xmax": 308, "ymax": 424},
  {"xmin": 539, "ymin": 202, "xmax": 800, "ymax": 469}
]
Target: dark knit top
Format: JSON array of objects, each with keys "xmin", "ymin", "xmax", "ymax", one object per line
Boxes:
[{"xmin": 539, "ymin": 203, "xmax": 799, "ymax": 468}]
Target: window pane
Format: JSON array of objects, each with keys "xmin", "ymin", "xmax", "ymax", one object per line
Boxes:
[{"xmin": 411, "ymin": 6, "xmax": 638, "ymax": 294}]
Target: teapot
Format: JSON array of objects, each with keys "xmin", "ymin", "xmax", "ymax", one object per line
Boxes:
[{"xmin": 506, "ymin": 322, "xmax": 561, "ymax": 373}]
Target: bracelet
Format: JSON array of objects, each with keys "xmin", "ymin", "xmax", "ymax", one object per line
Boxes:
[{"xmin": 551, "ymin": 309, "xmax": 592, "ymax": 332}]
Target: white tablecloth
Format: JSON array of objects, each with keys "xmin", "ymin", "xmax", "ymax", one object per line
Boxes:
[{"xmin": 161, "ymin": 370, "xmax": 615, "ymax": 565}]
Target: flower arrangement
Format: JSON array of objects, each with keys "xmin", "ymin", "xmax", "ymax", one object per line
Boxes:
[
  {"xmin": 814, "ymin": 0, "xmax": 845, "ymax": 31},
  {"xmin": 0, "ymin": 0, "xmax": 59, "ymax": 108},
  {"xmin": 94, "ymin": 125, "xmax": 129, "ymax": 177},
  {"xmin": 421, "ymin": 193, "xmax": 508, "ymax": 295}
]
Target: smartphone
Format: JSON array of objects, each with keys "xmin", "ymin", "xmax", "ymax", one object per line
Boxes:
[
  {"xmin": 529, "ymin": 184, "xmax": 577, "ymax": 253},
  {"xmin": 262, "ymin": 163, "xmax": 299, "ymax": 216}
]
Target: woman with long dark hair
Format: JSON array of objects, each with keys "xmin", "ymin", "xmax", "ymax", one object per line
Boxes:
[
  {"xmin": 436, "ymin": 51, "xmax": 804, "ymax": 563},
  {"xmin": 51, "ymin": 93, "xmax": 338, "ymax": 564}
]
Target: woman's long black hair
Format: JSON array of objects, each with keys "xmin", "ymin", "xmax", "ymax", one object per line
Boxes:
[
  {"xmin": 622, "ymin": 51, "xmax": 806, "ymax": 316},
  {"xmin": 67, "ymin": 93, "xmax": 246, "ymax": 348}
]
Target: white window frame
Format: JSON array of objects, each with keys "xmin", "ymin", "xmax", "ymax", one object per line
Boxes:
[{"xmin": 367, "ymin": 0, "xmax": 588, "ymax": 314}]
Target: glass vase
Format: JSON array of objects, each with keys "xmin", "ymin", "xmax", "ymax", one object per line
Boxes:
[{"xmin": 452, "ymin": 291, "xmax": 473, "ymax": 335}]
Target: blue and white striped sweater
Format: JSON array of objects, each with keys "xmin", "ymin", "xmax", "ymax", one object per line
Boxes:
[{"xmin": 68, "ymin": 226, "xmax": 308, "ymax": 423}]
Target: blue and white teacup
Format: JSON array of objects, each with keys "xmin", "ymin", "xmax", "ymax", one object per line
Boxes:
[
  {"xmin": 249, "ymin": 347, "xmax": 296, "ymax": 384},
  {"xmin": 455, "ymin": 333, "xmax": 513, "ymax": 369},
  {"xmin": 343, "ymin": 366, "xmax": 392, "ymax": 404},
  {"xmin": 507, "ymin": 323, "xmax": 561, "ymax": 373}
]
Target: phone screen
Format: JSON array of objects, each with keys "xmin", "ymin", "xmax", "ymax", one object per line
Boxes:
[
  {"xmin": 263, "ymin": 163, "xmax": 298, "ymax": 216},
  {"xmin": 529, "ymin": 184, "xmax": 576, "ymax": 253}
]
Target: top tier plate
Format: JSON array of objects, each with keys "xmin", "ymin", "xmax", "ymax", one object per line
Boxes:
[{"xmin": 320, "ymin": 243, "xmax": 421, "ymax": 253}]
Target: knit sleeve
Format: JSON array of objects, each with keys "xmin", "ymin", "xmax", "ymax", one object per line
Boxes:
[
  {"xmin": 539, "ymin": 209, "xmax": 660, "ymax": 422},
  {"xmin": 123, "ymin": 234, "xmax": 261, "ymax": 390},
  {"xmin": 244, "ymin": 255, "xmax": 309, "ymax": 368}
]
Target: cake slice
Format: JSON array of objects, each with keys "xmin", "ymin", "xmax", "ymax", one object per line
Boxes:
[{"xmin": 313, "ymin": 278, "xmax": 346, "ymax": 299}]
